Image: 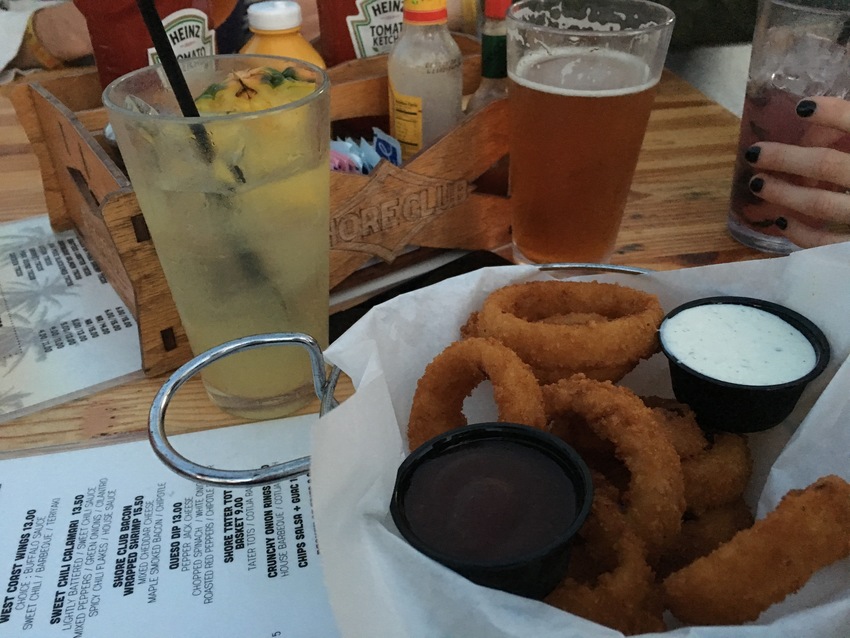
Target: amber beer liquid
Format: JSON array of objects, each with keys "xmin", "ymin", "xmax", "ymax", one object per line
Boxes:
[{"xmin": 509, "ymin": 48, "xmax": 657, "ymax": 264}]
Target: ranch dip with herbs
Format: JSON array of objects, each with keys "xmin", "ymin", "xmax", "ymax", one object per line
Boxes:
[{"xmin": 660, "ymin": 303, "xmax": 817, "ymax": 386}]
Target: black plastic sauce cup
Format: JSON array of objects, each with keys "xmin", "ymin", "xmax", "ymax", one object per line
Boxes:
[
  {"xmin": 390, "ymin": 422, "xmax": 593, "ymax": 599},
  {"xmin": 659, "ymin": 296, "xmax": 830, "ymax": 433}
]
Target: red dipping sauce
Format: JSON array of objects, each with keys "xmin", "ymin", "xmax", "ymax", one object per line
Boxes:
[
  {"xmin": 403, "ymin": 441, "xmax": 577, "ymax": 563},
  {"xmin": 391, "ymin": 423, "xmax": 592, "ymax": 599}
]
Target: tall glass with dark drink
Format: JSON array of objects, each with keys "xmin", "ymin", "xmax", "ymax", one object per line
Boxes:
[
  {"xmin": 728, "ymin": 0, "xmax": 850, "ymax": 254},
  {"xmin": 506, "ymin": 0, "xmax": 674, "ymax": 264}
]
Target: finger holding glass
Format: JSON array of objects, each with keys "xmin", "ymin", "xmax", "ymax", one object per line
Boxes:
[
  {"xmin": 727, "ymin": 0, "xmax": 850, "ymax": 253},
  {"xmin": 745, "ymin": 96, "xmax": 850, "ymax": 248}
]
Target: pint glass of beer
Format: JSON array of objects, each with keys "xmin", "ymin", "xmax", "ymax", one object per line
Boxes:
[{"xmin": 506, "ymin": 0, "xmax": 675, "ymax": 264}]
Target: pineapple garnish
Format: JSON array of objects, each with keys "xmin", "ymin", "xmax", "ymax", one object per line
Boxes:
[{"xmin": 195, "ymin": 67, "xmax": 316, "ymax": 114}]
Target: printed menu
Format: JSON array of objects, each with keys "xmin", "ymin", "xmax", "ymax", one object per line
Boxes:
[
  {"xmin": 0, "ymin": 216, "xmax": 142, "ymax": 423},
  {"xmin": 0, "ymin": 415, "xmax": 340, "ymax": 637}
]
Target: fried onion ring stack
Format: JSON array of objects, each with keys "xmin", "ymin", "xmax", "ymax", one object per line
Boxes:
[
  {"xmin": 461, "ymin": 281, "xmax": 664, "ymax": 383},
  {"xmin": 402, "ymin": 279, "xmax": 848, "ymax": 634},
  {"xmin": 534, "ymin": 375, "xmax": 766, "ymax": 634}
]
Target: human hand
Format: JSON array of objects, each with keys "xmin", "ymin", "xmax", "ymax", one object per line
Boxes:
[
  {"xmin": 744, "ymin": 96, "xmax": 850, "ymax": 248},
  {"xmin": 32, "ymin": 2, "xmax": 92, "ymax": 64}
]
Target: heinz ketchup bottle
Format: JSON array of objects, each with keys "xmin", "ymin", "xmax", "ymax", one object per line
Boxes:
[{"xmin": 74, "ymin": 0, "xmax": 235, "ymax": 88}]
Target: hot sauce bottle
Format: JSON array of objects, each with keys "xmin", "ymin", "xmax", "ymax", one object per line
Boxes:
[
  {"xmin": 73, "ymin": 0, "xmax": 230, "ymax": 88},
  {"xmin": 465, "ymin": 0, "xmax": 509, "ymax": 113}
]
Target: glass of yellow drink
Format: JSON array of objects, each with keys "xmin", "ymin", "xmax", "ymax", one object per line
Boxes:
[{"xmin": 104, "ymin": 55, "xmax": 330, "ymax": 420}]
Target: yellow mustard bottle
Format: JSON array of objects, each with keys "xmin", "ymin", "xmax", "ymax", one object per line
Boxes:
[{"xmin": 240, "ymin": 0, "xmax": 326, "ymax": 69}]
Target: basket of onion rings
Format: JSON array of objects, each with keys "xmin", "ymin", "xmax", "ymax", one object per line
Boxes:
[{"xmin": 310, "ymin": 242, "xmax": 850, "ymax": 637}]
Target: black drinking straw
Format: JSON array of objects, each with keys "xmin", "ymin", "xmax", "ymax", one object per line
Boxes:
[
  {"xmin": 134, "ymin": 0, "xmax": 247, "ymax": 182},
  {"xmin": 135, "ymin": 0, "xmax": 199, "ymax": 117},
  {"xmin": 134, "ymin": 0, "xmax": 215, "ymax": 163}
]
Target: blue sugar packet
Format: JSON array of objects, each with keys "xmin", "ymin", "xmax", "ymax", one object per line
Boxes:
[
  {"xmin": 329, "ymin": 129, "xmax": 403, "ymax": 175},
  {"xmin": 372, "ymin": 128, "xmax": 402, "ymax": 166},
  {"xmin": 358, "ymin": 138, "xmax": 382, "ymax": 174}
]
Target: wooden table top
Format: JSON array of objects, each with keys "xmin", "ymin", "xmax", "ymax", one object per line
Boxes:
[{"xmin": 0, "ymin": 68, "xmax": 766, "ymax": 458}]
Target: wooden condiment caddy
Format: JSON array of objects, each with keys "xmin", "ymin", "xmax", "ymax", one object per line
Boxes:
[{"xmin": 8, "ymin": 39, "xmax": 510, "ymax": 377}]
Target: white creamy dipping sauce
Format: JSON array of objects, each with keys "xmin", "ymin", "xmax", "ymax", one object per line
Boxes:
[{"xmin": 661, "ymin": 304, "xmax": 817, "ymax": 386}]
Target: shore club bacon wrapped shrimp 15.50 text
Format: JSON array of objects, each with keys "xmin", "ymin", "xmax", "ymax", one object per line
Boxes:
[{"xmin": 399, "ymin": 279, "xmax": 850, "ymax": 634}]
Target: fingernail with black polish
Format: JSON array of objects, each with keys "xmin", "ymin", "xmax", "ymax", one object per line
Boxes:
[
  {"xmin": 796, "ymin": 100, "xmax": 817, "ymax": 117},
  {"xmin": 749, "ymin": 177, "xmax": 764, "ymax": 193},
  {"xmin": 775, "ymin": 217, "xmax": 788, "ymax": 230},
  {"xmin": 744, "ymin": 145, "xmax": 761, "ymax": 163}
]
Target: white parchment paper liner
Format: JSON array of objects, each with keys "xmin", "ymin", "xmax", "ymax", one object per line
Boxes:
[{"xmin": 312, "ymin": 242, "xmax": 850, "ymax": 637}]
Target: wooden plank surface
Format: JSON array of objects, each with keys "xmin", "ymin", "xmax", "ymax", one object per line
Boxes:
[{"xmin": 0, "ymin": 69, "xmax": 765, "ymax": 457}]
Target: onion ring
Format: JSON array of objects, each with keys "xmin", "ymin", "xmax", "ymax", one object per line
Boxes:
[
  {"xmin": 548, "ymin": 416, "xmax": 630, "ymax": 495},
  {"xmin": 546, "ymin": 487, "xmax": 665, "ymax": 635},
  {"xmin": 643, "ymin": 396, "xmax": 708, "ymax": 460},
  {"xmin": 682, "ymin": 434, "xmax": 752, "ymax": 514},
  {"xmin": 656, "ymin": 498, "xmax": 754, "ymax": 578},
  {"xmin": 470, "ymin": 281, "xmax": 664, "ymax": 383},
  {"xmin": 663, "ymin": 475, "xmax": 850, "ymax": 625},
  {"xmin": 543, "ymin": 375, "xmax": 685, "ymax": 556},
  {"xmin": 406, "ymin": 337, "xmax": 547, "ymax": 451},
  {"xmin": 553, "ymin": 396, "xmax": 709, "ymax": 497}
]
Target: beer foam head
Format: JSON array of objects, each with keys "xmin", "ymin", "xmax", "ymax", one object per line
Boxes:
[
  {"xmin": 509, "ymin": 47, "xmax": 656, "ymax": 97},
  {"xmin": 509, "ymin": 1, "xmax": 672, "ymax": 35}
]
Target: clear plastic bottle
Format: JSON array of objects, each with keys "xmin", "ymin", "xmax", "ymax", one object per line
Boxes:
[
  {"xmin": 387, "ymin": 0, "xmax": 463, "ymax": 162},
  {"xmin": 465, "ymin": 0, "xmax": 509, "ymax": 113},
  {"xmin": 240, "ymin": 0, "xmax": 326, "ymax": 68}
]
